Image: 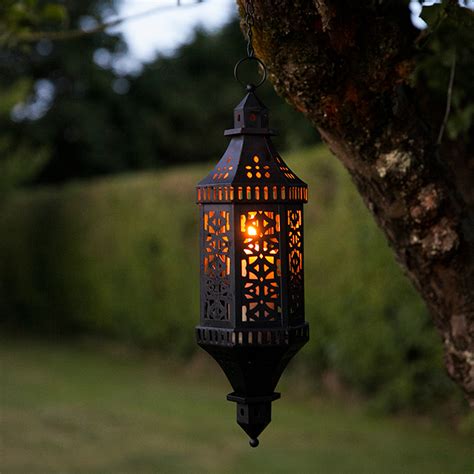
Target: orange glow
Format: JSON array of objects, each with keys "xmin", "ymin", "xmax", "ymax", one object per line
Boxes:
[{"xmin": 247, "ymin": 225, "xmax": 257, "ymax": 236}]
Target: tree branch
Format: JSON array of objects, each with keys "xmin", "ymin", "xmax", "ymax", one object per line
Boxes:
[
  {"xmin": 14, "ymin": 1, "xmax": 204, "ymax": 43},
  {"xmin": 436, "ymin": 48, "xmax": 456, "ymax": 145}
]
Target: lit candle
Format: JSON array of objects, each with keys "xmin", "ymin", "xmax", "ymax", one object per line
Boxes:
[{"xmin": 247, "ymin": 225, "xmax": 257, "ymax": 236}]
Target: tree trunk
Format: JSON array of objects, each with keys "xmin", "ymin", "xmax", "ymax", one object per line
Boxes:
[{"xmin": 237, "ymin": 0, "xmax": 474, "ymax": 405}]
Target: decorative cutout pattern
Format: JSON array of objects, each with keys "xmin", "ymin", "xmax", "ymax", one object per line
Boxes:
[
  {"xmin": 212, "ymin": 157, "xmax": 234, "ymax": 181},
  {"xmin": 197, "ymin": 185, "xmax": 307, "ymax": 203},
  {"xmin": 203, "ymin": 210, "xmax": 232, "ymax": 320},
  {"xmin": 275, "ymin": 155, "xmax": 296, "ymax": 180},
  {"xmin": 287, "ymin": 209, "xmax": 304, "ymax": 319},
  {"xmin": 196, "ymin": 325, "xmax": 309, "ymax": 346},
  {"xmin": 245, "ymin": 155, "xmax": 271, "ymax": 179},
  {"xmin": 240, "ymin": 210, "xmax": 281, "ymax": 322}
]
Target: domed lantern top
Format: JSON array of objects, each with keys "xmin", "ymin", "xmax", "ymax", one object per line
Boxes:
[
  {"xmin": 196, "ymin": 90, "xmax": 308, "ymax": 205},
  {"xmin": 196, "ymin": 88, "xmax": 309, "ymax": 447}
]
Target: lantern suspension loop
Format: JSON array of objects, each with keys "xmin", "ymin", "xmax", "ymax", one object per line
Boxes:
[
  {"xmin": 234, "ymin": 0, "xmax": 267, "ymax": 90},
  {"xmin": 233, "ymin": 56, "xmax": 267, "ymax": 90}
]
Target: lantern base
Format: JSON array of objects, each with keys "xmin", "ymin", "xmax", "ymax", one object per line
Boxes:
[
  {"xmin": 196, "ymin": 324, "xmax": 309, "ymax": 444},
  {"xmin": 227, "ymin": 392, "xmax": 280, "ymax": 447}
]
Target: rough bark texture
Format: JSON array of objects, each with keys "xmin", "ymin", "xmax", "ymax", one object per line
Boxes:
[{"xmin": 237, "ymin": 0, "xmax": 474, "ymax": 405}]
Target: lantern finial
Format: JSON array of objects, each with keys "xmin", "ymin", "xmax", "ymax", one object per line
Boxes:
[
  {"xmin": 232, "ymin": 90, "xmax": 269, "ymax": 130},
  {"xmin": 249, "ymin": 438, "xmax": 259, "ymax": 448}
]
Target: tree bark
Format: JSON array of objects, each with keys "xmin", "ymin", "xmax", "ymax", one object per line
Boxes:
[{"xmin": 237, "ymin": 0, "xmax": 474, "ymax": 405}]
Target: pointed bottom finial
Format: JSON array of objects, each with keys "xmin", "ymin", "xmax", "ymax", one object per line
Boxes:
[
  {"xmin": 227, "ymin": 392, "xmax": 281, "ymax": 446},
  {"xmin": 249, "ymin": 438, "xmax": 259, "ymax": 448}
]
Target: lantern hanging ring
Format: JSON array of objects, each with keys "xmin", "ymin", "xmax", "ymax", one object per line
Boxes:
[
  {"xmin": 233, "ymin": 56, "xmax": 267, "ymax": 90},
  {"xmin": 233, "ymin": 0, "xmax": 267, "ymax": 90}
]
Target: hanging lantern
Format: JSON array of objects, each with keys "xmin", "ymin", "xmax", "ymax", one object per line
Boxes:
[{"xmin": 195, "ymin": 52, "xmax": 309, "ymax": 447}]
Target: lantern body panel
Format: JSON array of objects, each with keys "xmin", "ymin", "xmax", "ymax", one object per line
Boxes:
[
  {"xmin": 200, "ymin": 204, "xmax": 235, "ymax": 328},
  {"xmin": 196, "ymin": 90, "xmax": 309, "ymax": 443},
  {"xmin": 236, "ymin": 204, "xmax": 283, "ymax": 328},
  {"xmin": 199, "ymin": 202, "xmax": 306, "ymax": 329}
]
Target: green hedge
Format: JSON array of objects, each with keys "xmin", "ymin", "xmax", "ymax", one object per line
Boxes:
[{"xmin": 0, "ymin": 146, "xmax": 456, "ymax": 409}]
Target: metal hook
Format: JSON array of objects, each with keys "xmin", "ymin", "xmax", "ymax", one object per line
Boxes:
[{"xmin": 233, "ymin": 56, "xmax": 267, "ymax": 90}]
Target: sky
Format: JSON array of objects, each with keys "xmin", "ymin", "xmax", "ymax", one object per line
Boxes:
[{"xmin": 112, "ymin": 0, "xmax": 237, "ymax": 65}]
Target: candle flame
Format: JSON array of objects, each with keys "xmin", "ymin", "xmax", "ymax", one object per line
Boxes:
[{"xmin": 247, "ymin": 225, "xmax": 257, "ymax": 236}]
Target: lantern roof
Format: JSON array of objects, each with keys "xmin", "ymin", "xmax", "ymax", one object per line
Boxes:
[{"xmin": 197, "ymin": 91, "xmax": 308, "ymax": 204}]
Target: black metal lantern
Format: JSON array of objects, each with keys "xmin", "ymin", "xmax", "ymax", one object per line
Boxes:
[{"xmin": 195, "ymin": 56, "xmax": 309, "ymax": 447}]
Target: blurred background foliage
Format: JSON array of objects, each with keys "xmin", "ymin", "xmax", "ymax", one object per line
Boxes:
[
  {"xmin": 0, "ymin": 147, "xmax": 461, "ymax": 413},
  {"xmin": 1, "ymin": 3, "xmax": 474, "ymax": 466},
  {"xmin": 416, "ymin": 1, "xmax": 474, "ymax": 141},
  {"xmin": 1, "ymin": 0, "xmax": 317, "ymax": 185}
]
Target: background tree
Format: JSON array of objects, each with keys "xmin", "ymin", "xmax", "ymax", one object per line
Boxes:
[
  {"xmin": 127, "ymin": 20, "xmax": 318, "ymax": 172},
  {"xmin": 236, "ymin": 0, "xmax": 474, "ymax": 404},
  {"xmin": 0, "ymin": 0, "xmax": 128, "ymax": 183},
  {"xmin": 1, "ymin": 2, "xmax": 318, "ymax": 184}
]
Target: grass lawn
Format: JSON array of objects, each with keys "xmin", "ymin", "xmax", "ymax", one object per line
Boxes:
[{"xmin": 1, "ymin": 338, "xmax": 472, "ymax": 474}]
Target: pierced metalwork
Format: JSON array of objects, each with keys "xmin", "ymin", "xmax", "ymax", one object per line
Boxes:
[
  {"xmin": 287, "ymin": 209, "xmax": 304, "ymax": 321},
  {"xmin": 275, "ymin": 155, "xmax": 297, "ymax": 181},
  {"xmin": 196, "ymin": 86, "xmax": 309, "ymax": 448},
  {"xmin": 244, "ymin": 155, "xmax": 271, "ymax": 180},
  {"xmin": 203, "ymin": 209, "xmax": 232, "ymax": 321},
  {"xmin": 240, "ymin": 210, "xmax": 281, "ymax": 323}
]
